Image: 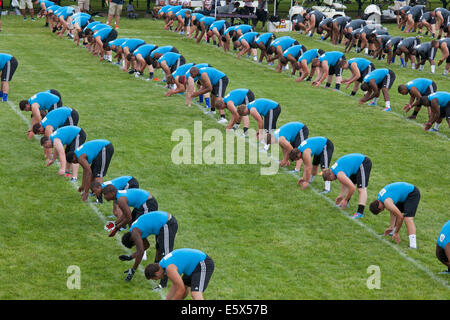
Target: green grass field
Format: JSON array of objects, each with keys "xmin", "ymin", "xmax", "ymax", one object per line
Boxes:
[{"xmin": 0, "ymin": 16, "xmax": 449, "ymax": 300}]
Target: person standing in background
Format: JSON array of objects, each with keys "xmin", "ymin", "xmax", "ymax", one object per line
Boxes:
[{"xmin": 107, "ymin": 0, "xmax": 124, "ymax": 29}]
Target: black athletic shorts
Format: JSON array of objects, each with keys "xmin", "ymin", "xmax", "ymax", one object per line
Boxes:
[
  {"xmin": 184, "ymin": 16, "xmax": 192, "ymax": 27},
  {"xmin": 358, "ymin": 63, "xmax": 375, "ymax": 82},
  {"xmin": 211, "ymin": 76, "xmax": 228, "ymax": 98},
  {"xmin": 131, "ymin": 196, "xmax": 158, "ymax": 222},
  {"xmin": 263, "ymin": 104, "xmax": 281, "ymax": 131},
  {"xmin": 1, "ymin": 56, "xmax": 18, "ymax": 82},
  {"xmin": 312, "ymin": 139, "xmax": 334, "ymax": 169},
  {"xmin": 65, "ymin": 128, "xmax": 86, "ymax": 154},
  {"xmin": 439, "ymin": 104, "xmax": 450, "ymax": 120},
  {"xmin": 437, "ymin": 246, "xmax": 449, "ymax": 263},
  {"xmin": 170, "ymin": 47, "xmax": 179, "ymax": 54},
  {"xmin": 423, "ymin": 81, "xmax": 437, "ymax": 96},
  {"xmin": 90, "ymin": 142, "xmax": 114, "ymax": 178},
  {"xmin": 169, "ymin": 55, "xmax": 186, "ymax": 73},
  {"xmin": 291, "ymin": 125, "xmax": 309, "ymax": 149},
  {"xmin": 244, "ymin": 90, "xmax": 255, "ymax": 105},
  {"xmin": 378, "ymin": 70, "xmax": 396, "ymax": 90},
  {"xmin": 328, "ymin": 57, "xmax": 345, "ymax": 76},
  {"xmin": 155, "ymin": 214, "xmax": 178, "ymax": 257},
  {"xmin": 103, "ymin": 29, "xmax": 118, "ymax": 48},
  {"xmin": 395, "ymin": 186, "xmax": 420, "ymax": 218},
  {"xmin": 349, "ymin": 156, "xmax": 372, "ymax": 188},
  {"xmin": 62, "ymin": 109, "xmax": 79, "ymax": 127},
  {"xmin": 124, "ymin": 177, "xmax": 139, "ymax": 189},
  {"xmin": 182, "ymin": 255, "xmax": 215, "ymax": 293},
  {"xmin": 48, "ymin": 89, "xmax": 63, "ymax": 111}
]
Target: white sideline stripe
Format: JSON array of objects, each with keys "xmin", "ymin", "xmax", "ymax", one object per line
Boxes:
[
  {"xmin": 6, "ymin": 100, "xmax": 167, "ymax": 300},
  {"xmin": 139, "ymin": 76, "xmax": 450, "ymax": 290}
]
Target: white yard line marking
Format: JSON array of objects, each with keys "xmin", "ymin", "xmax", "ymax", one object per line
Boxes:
[{"xmin": 6, "ymin": 100, "xmax": 167, "ymax": 299}]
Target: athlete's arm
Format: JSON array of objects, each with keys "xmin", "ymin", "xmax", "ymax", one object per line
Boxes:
[
  {"xmin": 300, "ymin": 150, "xmax": 313, "ymax": 188},
  {"xmin": 77, "ymin": 154, "xmax": 92, "ymax": 200},
  {"xmin": 250, "ymin": 108, "xmax": 264, "ymax": 131},
  {"xmin": 53, "ymin": 138, "xmax": 67, "ymax": 175},
  {"xmin": 384, "ymin": 198, "xmax": 403, "ymax": 243},
  {"xmin": 166, "ymin": 264, "xmax": 185, "ymax": 300},
  {"xmin": 278, "ymin": 137, "xmax": 292, "ymax": 166},
  {"xmin": 115, "ymin": 197, "xmax": 133, "ymax": 228},
  {"xmin": 192, "ymin": 73, "xmax": 212, "ymax": 97},
  {"xmin": 130, "ymin": 228, "xmax": 146, "ymax": 270},
  {"xmin": 337, "ymin": 171, "xmax": 356, "ymax": 206}
]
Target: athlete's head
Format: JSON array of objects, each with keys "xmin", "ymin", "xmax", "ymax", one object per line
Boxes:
[
  {"xmin": 397, "ymin": 84, "xmax": 409, "ymax": 95},
  {"xmin": 90, "ymin": 181, "xmax": 103, "ymax": 198},
  {"xmin": 431, "ymin": 39, "xmax": 440, "ymax": 48},
  {"xmin": 237, "ymin": 105, "xmax": 249, "ymax": 116},
  {"xmin": 32, "ymin": 123, "xmax": 45, "ymax": 135},
  {"xmin": 126, "ymin": 53, "xmax": 135, "ymax": 62},
  {"xmin": 19, "ymin": 100, "xmax": 31, "ymax": 111},
  {"xmin": 178, "ymin": 75, "xmax": 187, "ymax": 85},
  {"xmin": 144, "ymin": 263, "xmax": 164, "ymax": 280},
  {"xmin": 206, "ymin": 30, "xmax": 213, "ymax": 38},
  {"xmin": 103, "ymin": 185, "xmax": 118, "ymax": 201},
  {"xmin": 189, "ymin": 66, "xmax": 200, "ymax": 79},
  {"xmin": 311, "ymin": 58, "xmax": 321, "ymax": 68},
  {"xmin": 360, "ymin": 82, "xmax": 370, "ymax": 92},
  {"xmin": 121, "ymin": 232, "xmax": 134, "ymax": 249},
  {"xmin": 369, "ymin": 200, "xmax": 384, "ymax": 214},
  {"xmin": 340, "ymin": 60, "xmax": 349, "ymax": 70},
  {"xmin": 214, "ymin": 99, "xmax": 226, "ymax": 110},
  {"xmin": 289, "ymin": 148, "xmax": 302, "ymax": 161},
  {"xmin": 66, "ymin": 151, "xmax": 78, "ymax": 164},
  {"xmin": 40, "ymin": 136, "xmax": 53, "ymax": 149},
  {"xmin": 280, "ymin": 56, "xmax": 288, "ymax": 66},
  {"xmin": 321, "ymin": 168, "xmax": 336, "ymax": 181}
]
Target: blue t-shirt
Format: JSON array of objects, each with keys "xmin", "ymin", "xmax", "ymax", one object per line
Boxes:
[
  {"xmin": 116, "ymin": 189, "xmax": 150, "ymax": 208},
  {"xmin": 406, "ymin": 78, "xmax": 434, "ymax": 94},
  {"xmin": 238, "ymin": 32, "xmax": 259, "ymax": 44},
  {"xmin": 84, "ymin": 21, "xmax": 100, "ymax": 32},
  {"xmin": 255, "ymin": 33, "xmax": 274, "ymax": 46},
  {"xmin": 192, "ymin": 12, "xmax": 205, "ymax": 21},
  {"xmin": 0, "ymin": 54, "xmax": 13, "ymax": 69},
  {"xmin": 209, "ymin": 20, "xmax": 227, "ymax": 31},
  {"xmin": 39, "ymin": 0, "xmax": 55, "ymax": 7},
  {"xmin": 109, "ymin": 38, "xmax": 129, "ymax": 48},
  {"xmin": 159, "ymin": 248, "xmax": 207, "ymax": 276},
  {"xmin": 150, "ymin": 46, "xmax": 173, "ymax": 58},
  {"xmin": 130, "ymin": 211, "xmax": 170, "ymax": 238},
  {"xmin": 133, "ymin": 44, "xmax": 157, "ymax": 58},
  {"xmin": 330, "ymin": 153, "xmax": 366, "ymax": 177},
  {"xmin": 158, "ymin": 52, "xmax": 181, "ymax": 67},
  {"xmin": 437, "ymin": 220, "xmax": 450, "ymax": 249},
  {"xmin": 223, "ymin": 88, "xmax": 251, "ymax": 105},
  {"xmin": 272, "ymin": 37, "xmax": 296, "ymax": 51},
  {"xmin": 319, "ymin": 51, "xmax": 344, "ymax": 67},
  {"xmin": 176, "ymin": 8, "xmax": 192, "ymax": 18},
  {"xmin": 298, "ymin": 49, "xmax": 320, "ymax": 64},
  {"xmin": 40, "ymin": 107, "xmax": 72, "ymax": 130},
  {"xmin": 46, "ymin": 5, "xmax": 61, "ymax": 12},
  {"xmin": 377, "ymin": 182, "xmax": 415, "ymax": 204},
  {"xmin": 121, "ymin": 39, "xmax": 146, "ymax": 51},
  {"xmin": 282, "ymin": 45, "xmax": 304, "ymax": 58},
  {"xmin": 428, "ymin": 92, "xmax": 450, "ymax": 107},
  {"xmin": 167, "ymin": 5, "xmax": 182, "ymax": 13},
  {"xmin": 91, "ymin": 23, "xmax": 110, "ymax": 32},
  {"xmin": 72, "ymin": 15, "xmax": 91, "ymax": 27},
  {"xmin": 196, "ymin": 67, "xmax": 226, "ymax": 85},
  {"xmin": 235, "ymin": 24, "xmax": 252, "ymax": 34},
  {"xmin": 200, "ymin": 16, "xmax": 216, "ymax": 27},
  {"xmin": 158, "ymin": 5, "xmax": 173, "ymax": 14},
  {"xmin": 75, "ymin": 139, "xmax": 111, "ymax": 164},
  {"xmin": 248, "ymin": 98, "xmax": 279, "ymax": 117},
  {"xmin": 172, "ymin": 63, "xmax": 194, "ymax": 78},
  {"xmin": 101, "ymin": 176, "xmax": 134, "ymax": 190},
  {"xmin": 348, "ymin": 57, "xmax": 372, "ymax": 72},
  {"xmin": 363, "ymin": 69, "xmax": 390, "ymax": 84},
  {"xmin": 95, "ymin": 27, "xmax": 114, "ymax": 41},
  {"xmin": 275, "ymin": 122, "xmax": 304, "ymax": 143},
  {"xmin": 28, "ymin": 92, "xmax": 60, "ymax": 111},
  {"xmin": 299, "ymin": 136, "xmax": 328, "ymax": 155},
  {"xmin": 49, "ymin": 126, "xmax": 81, "ymax": 146}
]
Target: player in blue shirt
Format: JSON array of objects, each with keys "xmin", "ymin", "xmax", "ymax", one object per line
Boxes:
[
  {"xmin": 237, "ymin": 98, "xmax": 282, "ymax": 149},
  {"xmin": 208, "ymin": 20, "xmax": 229, "ymax": 49},
  {"xmin": 128, "ymin": 44, "xmax": 158, "ymax": 79},
  {"xmin": 90, "ymin": 175, "xmax": 139, "ymax": 204},
  {"xmin": 216, "ymin": 88, "xmax": 255, "ymax": 134},
  {"xmin": 323, "ymin": 153, "xmax": 372, "ymax": 219},
  {"xmin": 289, "ymin": 136, "xmax": 334, "ymax": 193},
  {"xmin": 273, "ymin": 121, "xmax": 309, "ymax": 170},
  {"xmin": 398, "ymin": 78, "xmax": 437, "ymax": 119},
  {"xmin": 154, "ymin": 52, "xmax": 186, "ymax": 80},
  {"xmin": 267, "ymin": 36, "xmax": 298, "ymax": 72},
  {"xmin": 39, "ymin": 125, "xmax": 86, "ymax": 180},
  {"xmin": 311, "ymin": 51, "xmax": 346, "ymax": 90},
  {"xmin": 370, "ymin": 182, "xmax": 420, "ymax": 248},
  {"xmin": 103, "ymin": 185, "xmax": 158, "ymax": 233},
  {"xmin": 341, "ymin": 57, "xmax": 375, "ymax": 96},
  {"xmin": 88, "ymin": 27, "xmax": 118, "ymax": 62},
  {"xmin": 280, "ymin": 44, "xmax": 307, "ymax": 75},
  {"xmin": 120, "ymin": 38, "xmax": 146, "ymax": 73},
  {"xmin": 144, "ymin": 248, "xmax": 215, "ymax": 300},
  {"xmin": 235, "ymin": 31, "xmax": 259, "ymax": 61},
  {"xmin": 66, "ymin": 139, "xmax": 114, "ymax": 202},
  {"xmin": 0, "ymin": 53, "xmax": 18, "ymax": 102},
  {"xmin": 418, "ymin": 91, "xmax": 450, "ymax": 131},
  {"xmin": 196, "ymin": 16, "xmax": 216, "ymax": 44},
  {"xmin": 119, "ymin": 211, "xmax": 178, "ymax": 286},
  {"xmin": 31, "ymin": 106, "xmax": 79, "ymax": 138},
  {"xmin": 296, "ymin": 48, "xmax": 325, "ymax": 83},
  {"xmin": 436, "ymin": 220, "xmax": 450, "ymax": 274},
  {"xmin": 360, "ymin": 68, "xmax": 396, "ymax": 111},
  {"xmin": 165, "ymin": 62, "xmax": 195, "ymax": 96},
  {"xmin": 254, "ymin": 32, "xmax": 276, "ymax": 63}
]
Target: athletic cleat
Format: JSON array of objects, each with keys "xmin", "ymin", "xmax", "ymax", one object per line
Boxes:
[
  {"xmin": 352, "ymin": 212, "xmax": 364, "ymax": 219},
  {"xmin": 383, "ymin": 107, "xmax": 391, "ymax": 112},
  {"xmin": 429, "ymin": 128, "xmax": 439, "ymax": 132},
  {"xmin": 217, "ymin": 118, "xmax": 227, "ymax": 124},
  {"xmin": 320, "ymin": 189, "xmax": 331, "ymax": 194},
  {"xmin": 69, "ymin": 178, "xmax": 78, "ymax": 183},
  {"xmin": 368, "ymin": 101, "xmax": 377, "ymax": 106},
  {"xmin": 438, "ymin": 270, "xmax": 450, "ymax": 275},
  {"xmin": 407, "ymin": 115, "xmax": 417, "ymax": 120},
  {"xmin": 153, "ymin": 284, "xmax": 165, "ymax": 291}
]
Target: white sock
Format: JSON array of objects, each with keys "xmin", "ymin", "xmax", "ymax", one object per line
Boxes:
[
  {"xmin": 364, "ymin": 48, "xmax": 369, "ymax": 54},
  {"xmin": 324, "ymin": 180, "xmax": 331, "ymax": 191},
  {"xmin": 309, "ymin": 175, "xmax": 315, "ymax": 183},
  {"xmin": 411, "ymin": 63, "xmax": 415, "ymax": 69},
  {"xmin": 409, "ymin": 234, "xmax": 417, "ymax": 248},
  {"xmin": 385, "ymin": 101, "xmax": 391, "ymax": 108},
  {"xmin": 431, "ymin": 65, "xmax": 435, "ymax": 73},
  {"xmin": 444, "ymin": 69, "xmax": 448, "ymax": 75},
  {"xmin": 143, "ymin": 250, "xmax": 147, "ymax": 260},
  {"xmin": 434, "ymin": 123, "xmax": 441, "ymax": 129},
  {"xmin": 419, "ymin": 65, "xmax": 424, "ymax": 71},
  {"xmin": 372, "ymin": 97, "xmax": 379, "ymax": 104}
]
